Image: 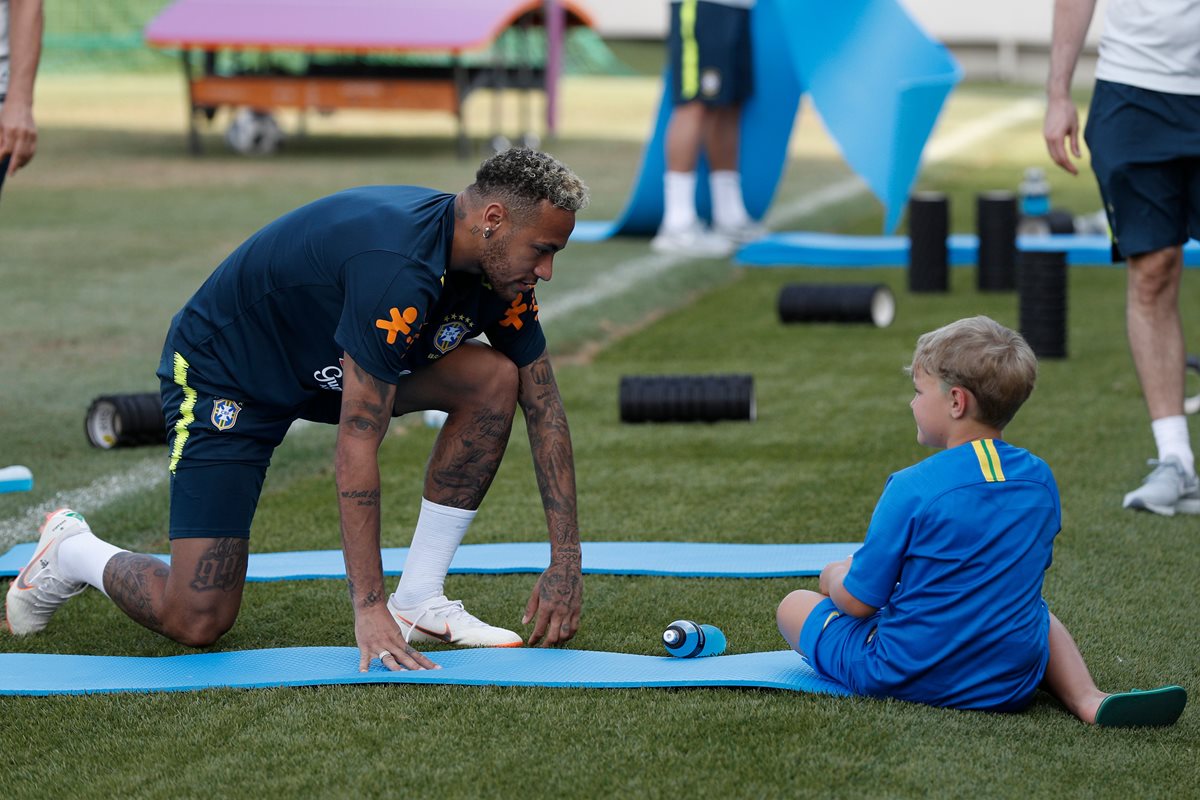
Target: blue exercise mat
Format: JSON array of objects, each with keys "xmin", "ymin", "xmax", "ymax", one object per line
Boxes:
[
  {"xmin": 0, "ymin": 646, "xmax": 853, "ymax": 697},
  {"xmin": 574, "ymin": 0, "xmax": 958, "ymax": 241},
  {"xmin": 735, "ymin": 231, "xmax": 1200, "ymax": 268},
  {"xmin": 0, "ymin": 541, "xmax": 859, "ymax": 581}
]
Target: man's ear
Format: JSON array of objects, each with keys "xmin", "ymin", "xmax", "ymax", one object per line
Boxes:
[{"xmin": 482, "ymin": 201, "xmax": 507, "ymax": 231}]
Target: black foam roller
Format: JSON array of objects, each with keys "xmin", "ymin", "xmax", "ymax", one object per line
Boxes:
[
  {"xmin": 976, "ymin": 191, "xmax": 1017, "ymax": 291},
  {"xmin": 777, "ymin": 283, "xmax": 895, "ymax": 327},
  {"xmin": 619, "ymin": 375, "xmax": 755, "ymax": 423},
  {"xmin": 85, "ymin": 393, "xmax": 167, "ymax": 449},
  {"xmin": 908, "ymin": 191, "xmax": 949, "ymax": 293},
  {"xmin": 1017, "ymin": 250, "xmax": 1068, "ymax": 359}
]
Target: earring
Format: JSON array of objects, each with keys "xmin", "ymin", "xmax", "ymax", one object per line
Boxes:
[{"xmin": 483, "ymin": 227, "xmax": 492, "ymax": 239}]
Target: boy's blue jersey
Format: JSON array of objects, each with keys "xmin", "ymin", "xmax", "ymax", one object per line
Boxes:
[
  {"xmin": 164, "ymin": 186, "xmax": 545, "ymax": 409},
  {"xmin": 842, "ymin": 439, "xmax": 1061, "ymax": 710}
]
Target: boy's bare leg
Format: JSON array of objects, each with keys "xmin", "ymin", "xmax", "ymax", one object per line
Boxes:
[
  {"xmin": 1042, "ymin": 612, "xmax": 1107, "ymax": 724},
  {"xmin": 776, "ymin": 589, "xmax": 826, "ymax": 655}
]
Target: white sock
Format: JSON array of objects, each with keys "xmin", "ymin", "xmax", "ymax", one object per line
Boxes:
[
  {"xmin": 58, "ymin": 532, "xmax": 127, "ymax": 597},
  {"xmin": 1152, "ymin": 415, "xmax": 1195, "ymax": 475},
  {"xmin": 390, "ymin": 498, "xmax": 476, "ymax": 608},
  {"xmin": 710, "ymin": 170, "xmax": 752, "ymax": 230},
  {"xmin": 661, "ymin": 171, "xmax": 699, "ymax": 232}
]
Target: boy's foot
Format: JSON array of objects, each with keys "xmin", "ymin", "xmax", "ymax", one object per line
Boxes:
[
  {"xmin": 1095, "ymin": 685, "xmax": 1187, "ymax": 728},
  {"xmin": 715, "ymin": 220, "xmax": 768, "ymax": 245},
  {"xmin": 5, "ymin": 508, "xmax": 90, "ymax": 635},
  {"xmin": 1121, "ymin": 457, "xmax": 1200, "ymax": 516},
  {"xmin": 650, "ymin": 223, "xmax": 734, "ymax": 258},
  {"xmin": 388, "ymin": 595, "xmax": 522, "ymax": 648}
]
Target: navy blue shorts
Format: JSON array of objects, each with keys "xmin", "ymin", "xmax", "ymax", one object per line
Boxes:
[
  {"xmin": 158, "ymin": 344, "xmax": 314, "ymax": 540},
  {"xmin": 1084, "ymin": 79, "xmax": 1200, "ymax": 259},
  {"xmin": 668, "ymin": 1, "xmax": 753, "ymax": 106},
  {"xmin": 0, "ymin": 155, "xmax": 9, "ymax": 198}
]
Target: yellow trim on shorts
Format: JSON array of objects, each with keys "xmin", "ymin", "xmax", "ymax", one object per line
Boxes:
[
  {"xmin": 169, "ymin": 352, "xmax": 197, "ymax": 474},
  {"xmin": 680, "ymin": 0, "xmax": 699, "ymax": 100},
  {"xmin": 971, "ymin": 439, "xmax": 1006, "ymax": 483}
]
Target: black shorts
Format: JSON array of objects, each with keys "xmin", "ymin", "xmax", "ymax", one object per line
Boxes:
[
  {"xmin": 667, "ymin": 1, "xmax": 753, "ymax": 106},
  {"xmin": 1084, "ymin": 79, "xmax": 1200, "ymax": 259}
]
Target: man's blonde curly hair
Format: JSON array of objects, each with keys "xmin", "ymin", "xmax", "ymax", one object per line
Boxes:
[{"xmin": 470, "ymin": 148, "xmax": 589, "ymax": 222}]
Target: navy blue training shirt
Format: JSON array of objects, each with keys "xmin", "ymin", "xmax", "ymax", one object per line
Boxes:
[{"xmin": 165, "ymin": 186, "xmax": 546, "ymax": 410}]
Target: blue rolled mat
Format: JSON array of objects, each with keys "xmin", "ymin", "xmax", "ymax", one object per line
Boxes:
[
  {"xmin": 574, "ymin": 0, "xmax": 957, "ymax": 241},
  {"xmin": 0, "ymin": 541, "xmax": 860, "ymax": 581},
  {"xmin": 0, "ymin": 646, "xmax": 852, "ymax": 697},
  {"xmin": 735, "ymin": 231, "xmax": 1200, "ymax": 268}
]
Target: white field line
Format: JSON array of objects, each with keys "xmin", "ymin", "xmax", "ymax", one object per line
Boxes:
[
  {"xmin": 0, "ymin": 460, "xmax": 167, "ymax": 546},
  {"xmin": 0, "ymin": 98, "xmax": 1042, "ymax": 547}
]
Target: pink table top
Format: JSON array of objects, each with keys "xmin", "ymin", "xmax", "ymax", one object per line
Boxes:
[{"xmin": 145, "ymin": 0, "xmax": 593, "ymax": 53}]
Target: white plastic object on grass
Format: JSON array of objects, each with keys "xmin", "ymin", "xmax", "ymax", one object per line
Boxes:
[{"xmin": 0, "ymin": 465, "xmax": 33, "ymax": 494}]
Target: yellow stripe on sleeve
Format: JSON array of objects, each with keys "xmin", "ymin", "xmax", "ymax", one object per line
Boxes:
[{"xmin": 169, "ymin": 352, "xmax": 197, "ymax": 474}]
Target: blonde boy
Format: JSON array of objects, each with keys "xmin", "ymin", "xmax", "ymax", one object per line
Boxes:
[{"xmin": 777, "ymin": 316, "xmax": 1185, "ymax": 726}]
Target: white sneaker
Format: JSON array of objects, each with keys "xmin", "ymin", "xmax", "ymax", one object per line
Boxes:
[
  {"xmin": 715, "ymin": 220, "xmax": 769, "ymax": 245},
  {"xmin": 1122, "ymin": 457, "xmax": 1200, "ymax": 516},
  {"xmin": 5, "ymin": 508, "xmax": 90, "ymax": 635},
  {"xmin": 388, "ymin": 594, "xmax": 523, "ymax": 648},
  {"xmin": 650, "ymin": 223, "xmax": 735, "ymax": 258}
]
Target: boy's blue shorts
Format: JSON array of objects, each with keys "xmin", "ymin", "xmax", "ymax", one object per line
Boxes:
[
  {"xmin": 668, "ymin": 1, "xmax": 753, "ymax": 106},
  {"xmin": 1084, "ymin": 79, "xmax": 1200, "ymax": 260},
  {"xmin": 798, "ymin": 596, "xmax": 879, "ymax": 689}
]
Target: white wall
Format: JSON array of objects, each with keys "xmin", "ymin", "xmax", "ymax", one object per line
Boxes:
[
  {"xmin": 584, "ymin": 0, "xmax": 1108, "ymax": 43},
  {"xmin": 582, "ymin": 0, "xmax": 1110, "ymax": 83}
]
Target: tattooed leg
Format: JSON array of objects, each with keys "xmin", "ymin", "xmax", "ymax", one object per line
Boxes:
[
  {"xmin": 426, "ymin": 405, "xmax": 516, "ymax": 509},
  {"xmin": 390, "ymin": 342, "xmax": 520, "ymax": 510},
  {"xmin": 104, "ymin": 537, "xmax": 248, "ymax": 647}
]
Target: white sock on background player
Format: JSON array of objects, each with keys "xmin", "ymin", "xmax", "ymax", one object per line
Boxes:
[{"xmin": 1152, "ymin": 415, "xmax": 1195, "ymax": 475}]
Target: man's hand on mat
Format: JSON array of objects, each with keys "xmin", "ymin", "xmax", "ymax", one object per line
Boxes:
[
  {"xmin": 523, "ymin": 558, "xmax": 583, "ymax": 646},
  {"xmin": 355, "ymin": 606, "xmax": 439, "ymax": 672}
]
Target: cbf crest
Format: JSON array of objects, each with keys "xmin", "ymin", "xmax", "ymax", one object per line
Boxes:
[
  {"xmin": 211, "ymin": 398, "xmax": 243, "ymax": 431},
  {"xmin": 433, "ymin": 314, "xmax": 473, "ymax": 355}
]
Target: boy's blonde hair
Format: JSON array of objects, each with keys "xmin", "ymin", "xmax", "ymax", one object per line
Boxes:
[{"xmin": 907, "ymin": 316, "xmax": 1038, "ymax": 429}]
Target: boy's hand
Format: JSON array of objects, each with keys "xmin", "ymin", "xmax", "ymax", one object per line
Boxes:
[{"xmin": 818, "ymin": 556, "xmax": 853, "ymax": 596}]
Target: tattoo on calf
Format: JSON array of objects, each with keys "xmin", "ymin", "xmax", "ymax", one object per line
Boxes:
[
  {"xmin": 429, "ymin": 407, "xmax": 512, "ymax": 507},
  {"xmin": 104, "ymin": 553, "xmax": 172, "ymax": 633},
  {"xmin": 190, "ymin": 539, "xmax": 249, "ymax": 592}
]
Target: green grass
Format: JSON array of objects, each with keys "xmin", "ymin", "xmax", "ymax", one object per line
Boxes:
[{"xmin": 1, "ymin": 73, "xmax": 1197, "ymax": 798}]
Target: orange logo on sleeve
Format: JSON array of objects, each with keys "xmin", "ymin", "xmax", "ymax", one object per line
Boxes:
[
  {"xmin": 376, "ymin": 306, "xmax": 419, "ymax": 345},
  {"xmin": 499, "ymin": 294, "xmax": 528, "ymax": 330}
]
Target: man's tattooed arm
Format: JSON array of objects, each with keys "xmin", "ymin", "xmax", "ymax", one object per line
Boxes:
[{"xmin": 335, "ymin": 351, "xmax": 396, "ymax": 612}]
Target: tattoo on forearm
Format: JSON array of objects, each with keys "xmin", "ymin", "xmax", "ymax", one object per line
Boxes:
[
  {"xmin": 190, "ymin": 538, "xmax": 249, "ymax": 592},
  {"xmin": 345, "ymin": 577, "xmax": 384, "ymax": 608},
  {"xmin": 340, "ymin": 488, "xmax": 380, "ymax": 507},
  {"xmin": 519, "ymin": 354, "xmax": 579, "ymax": 530},
  {"xmin": 104, "ymin": 553, "xmax": 172, "ymax": 634}
]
